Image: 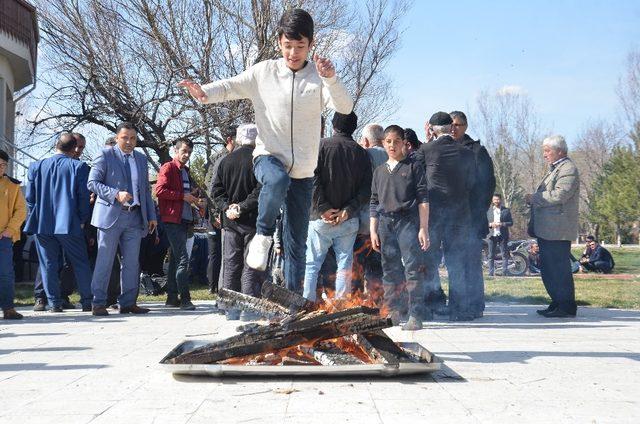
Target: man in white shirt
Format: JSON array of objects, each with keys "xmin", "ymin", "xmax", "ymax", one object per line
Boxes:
[{"xmin": 486, "ymin": 193, "xmax": 513, "ymax": 276}]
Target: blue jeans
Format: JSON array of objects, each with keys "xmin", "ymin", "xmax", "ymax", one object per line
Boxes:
[
  {"xmin": 303, "ymin": 218, "xmax": 359, "ymax": 301},
  {"xmin": 0, "ymin": 238, "xmax": 16, "ymax": 310},
  {"xmin": 91, "ymin": 210, "xmax": 144, "ymax": 307},
  {"xmin": 254, "ymin": 155, "xmax": 313, "ymax": 294},
  {"xmin": 164, "ymin": 222, "xmax": 192, "ymax": 300},
  {"xmin": 34, "ymin": 234, "xmax": 93, "ymax": 309}
]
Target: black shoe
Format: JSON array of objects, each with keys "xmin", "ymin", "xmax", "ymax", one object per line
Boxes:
[
  {"xmin": 449, "ymin": 313, "xmax": 475, "ymax": 322},
  {"xmin": 180, "ymin": 300, "xmax": 196, "ymax": 311},
  {"xmin": 543, "ymin": 309, "xmax": 576, "ymax": 318},
  {"xmin": 165, "ymin": 295, "xmax": 180, "ymax": 307},
  {"xmin": 92, "ymin": 305, "xmax": 109, "ymax": 316},
  {"xmin": 50, "ymin": 306, "xmax": 63, "ymax": 313},
  {"xmin": 536, "ymin": 304, "xmax": 557, "ymax": 315},
  {"xmin": 3, "ymin": 308, "xmax": 23, "ymax": 320},
  {"xmin": 82, "ymin": 305, "xmax": 92, "ymax": 312},
  {"xmin": 33, "ymin": 298, "xmax": 47, "ymax": 312},
  {"xmin": 61, "ymin": 299, "xmax": 76, "ymax": 310}
]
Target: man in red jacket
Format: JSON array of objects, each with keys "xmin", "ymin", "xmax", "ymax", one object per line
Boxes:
[{"xmin": 156, "ymin": 140, "xmax": 201, "ymax": 310}]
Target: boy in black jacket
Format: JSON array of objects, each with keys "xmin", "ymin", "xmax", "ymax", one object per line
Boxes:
[{"xmin": 370, "ymin": 125, "xmax": 430, "ymax": 331}]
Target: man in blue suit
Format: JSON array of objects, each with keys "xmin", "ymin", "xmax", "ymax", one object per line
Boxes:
[
  {"xmin": 88, "ymin": 122, "xmax": 157, "ymax": 316},
  {"xmin": 24, "ymin": 134, "xmax": 93, "ymax": 312}
]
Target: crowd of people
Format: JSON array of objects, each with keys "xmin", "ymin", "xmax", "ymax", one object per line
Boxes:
[{"xmin": 0, "ymin": 8, "xmax": 584, "ymax": 327}]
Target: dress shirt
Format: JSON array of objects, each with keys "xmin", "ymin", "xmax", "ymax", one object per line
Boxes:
[{"xmin": 114, "ymin": 146, "xmax": 140, "ymax": 206}]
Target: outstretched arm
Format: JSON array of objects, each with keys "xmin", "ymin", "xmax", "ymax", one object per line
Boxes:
[{"xmin": 178, "ymin": 67, "xmax": 255, "ymax": 105}]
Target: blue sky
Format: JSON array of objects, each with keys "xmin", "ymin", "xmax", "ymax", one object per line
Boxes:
[{"xmin": 384, "ymin": 0, "xmax": 640, "ymax": 144}]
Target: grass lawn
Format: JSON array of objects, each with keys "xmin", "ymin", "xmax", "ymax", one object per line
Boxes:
[{"xmin": 14, "ymin": 248, "xmax": 640, "ymax": 310}]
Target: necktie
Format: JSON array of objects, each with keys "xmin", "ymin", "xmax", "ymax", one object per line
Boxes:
[{"xmin": 124, "ymin": 154, "xmax": 134, "ymax": 199}]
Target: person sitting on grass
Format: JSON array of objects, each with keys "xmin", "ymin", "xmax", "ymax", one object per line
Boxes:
[{"xmin": 580, "ymin": 237, "xmax": 614, "ymax": 274}]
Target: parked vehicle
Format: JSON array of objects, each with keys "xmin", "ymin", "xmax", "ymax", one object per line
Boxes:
[{"xmin": 482, "ymin": 239, "xmax": 530, "ymax": 277}]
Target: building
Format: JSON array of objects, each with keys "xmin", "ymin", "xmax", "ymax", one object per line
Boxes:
[{"xmin": 0, "ymin": 0, "xmax": 38, "ymax": 176}]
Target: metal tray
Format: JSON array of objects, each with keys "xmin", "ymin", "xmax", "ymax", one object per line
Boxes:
[{"xmin": 160, "ymin": 340, "xmax": 441, "ymax": 377}]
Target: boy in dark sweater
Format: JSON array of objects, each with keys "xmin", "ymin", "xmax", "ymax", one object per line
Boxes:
[{"xmin": 370, "ymin": 125, "xmax": 430, "ymax": 331}]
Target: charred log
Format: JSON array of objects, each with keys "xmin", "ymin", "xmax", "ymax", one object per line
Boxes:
[
  {"xmin": 217, "ymin": 288, "xmax": 291, "ymax": 318},
  {"xmin": 356, "ymin": 331, "xmax": 416, "ymax": 365},
  {"xmin": 261, "ymin": 282, "xmax": 316, "ymax": 313},
  {"xmin": 172, "ymin": 307, "xmax": 392, "ymax": 364}
]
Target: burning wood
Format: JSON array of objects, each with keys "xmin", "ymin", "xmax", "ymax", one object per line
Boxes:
[
  {"xmin": 171, "ymin": 306, "xmax": 391, "ymax": 364},
  {"xmin": 168, "ymin": 285, "xmax": 432, "ymax": 369}
]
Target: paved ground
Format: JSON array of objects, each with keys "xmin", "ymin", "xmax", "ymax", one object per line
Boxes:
[{"xmin": 1, "ymin": 302, "xmax": 639, "ymax": 423}]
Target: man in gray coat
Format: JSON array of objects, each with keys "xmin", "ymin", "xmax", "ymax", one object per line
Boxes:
[{"xmin": 526, "ymin": 135, "xmax": 580, "ymax": 318}]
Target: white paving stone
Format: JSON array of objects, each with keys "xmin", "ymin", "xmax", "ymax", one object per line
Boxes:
[{"xmin": 0, "ymin": 301, "xmax": 639, "ymax": 423}]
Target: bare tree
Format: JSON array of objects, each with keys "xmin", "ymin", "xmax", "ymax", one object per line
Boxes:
[
  {"xmin": 476, "ymin": 88, "xmax": 547, "ymax": 194},
  {"xmin": 25, "ymin": 0, "xmax": 410, "ymax": 169},
  {"xmin": 617, "ymin": 47, "xmax": 640, "ymax": 148}
]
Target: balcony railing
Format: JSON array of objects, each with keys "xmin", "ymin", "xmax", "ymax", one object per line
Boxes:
[{"xmin": 0, "ymin": 0, "xmax": 38, "ymax": 72}]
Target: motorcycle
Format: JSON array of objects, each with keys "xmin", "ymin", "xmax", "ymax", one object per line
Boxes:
[{"xmin": 482, "ymin": 239, "xmax": 531, "ymax": 277}]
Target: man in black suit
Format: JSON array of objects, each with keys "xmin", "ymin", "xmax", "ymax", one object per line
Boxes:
[
  {"xmin": 486, "ymin": 193, "xmax": 513, "ymax": 276},
  {"xmin": 417, "ymin": 112, "xmax": 475, "ymax": 321},
  {"xmin": 451, "ymin": 111, "xmax": 495, "ymax": 318}
]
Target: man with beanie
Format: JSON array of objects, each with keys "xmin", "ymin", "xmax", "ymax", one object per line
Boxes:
[
  {"xmin": 211, "ymin": 124, "xmax": 265, "ymax": 321},
  {"xmin": 303, "ymin": 112, "xmax": 372, "ymax": 301},
  {"xmin": 417, "ymin": 112, "xmax": 475, "ymax": 321}
]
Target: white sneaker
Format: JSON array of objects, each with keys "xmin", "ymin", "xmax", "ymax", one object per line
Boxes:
[{"xmin": 246, "ymin": 234, "xmax": 273, "ymax": 271}]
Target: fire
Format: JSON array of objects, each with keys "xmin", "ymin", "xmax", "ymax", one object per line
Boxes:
[{"xmin": 315, "ymin": 286, "xmax": 390, "ymax": 318}]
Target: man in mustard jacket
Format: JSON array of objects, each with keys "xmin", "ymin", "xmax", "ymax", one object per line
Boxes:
[{"xmin": 0, "ymin": 149, "xmax": 27, "ymax": 320}]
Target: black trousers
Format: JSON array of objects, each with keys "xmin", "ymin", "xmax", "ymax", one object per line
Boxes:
[
  {"xmin": 222, "ymin": 223, "xmax": 265, "ymax": 298},
  {"xmin": 378, "ymin": 213, "xmax": 425, "ymax": 319},
  {"xmin": 582, "ymin": 261, "xmax": 612, "ymax": 273},
  {"xmin": 464, "ymin": 237, "xmax": 485, "ymax": 316},
  {"xmin": 488, "ymin": 235, "xmax": 509, "ymax": 275},
  {"xmin": 424, "ymin": 214, "xmax": 470, "ymax": 317},
  {"xmin": 538, "ymin": 238, "xmax": 577, "ymax": 315},
  {"xmin": 207, "ymin": 229, "xmax": 222, "ymax": 292}
]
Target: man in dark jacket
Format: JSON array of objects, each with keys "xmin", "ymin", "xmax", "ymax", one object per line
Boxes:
[
  {"xmin": 487, "ymin": 193, "xmax": 513, "ymax": 276},
  {"xmin": 451, "ymin": 111, "xmax": 496, "ymax": 317},
  {"xmin": 211, "ymin": 124, "xmax": 264, "ymax": 320},
  {"xmin": 580, "ymin": 237, "xmax": 614, "ymax": 273},
  {"xmin": 204, "ymin": 125, "xmax": 237, "ymax": 293},
  {"xmin": 303, "ymin": 112, "xmax": 372, "ymax": 301},
  {"xmin": 417, "ymin": 112, "xmax": 475, "ymax": 321}
]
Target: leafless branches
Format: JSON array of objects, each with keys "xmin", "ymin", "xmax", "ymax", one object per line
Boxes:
[{"xmin": 26, "ymin": 0, "xmax": 410, "ymax": 168}]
